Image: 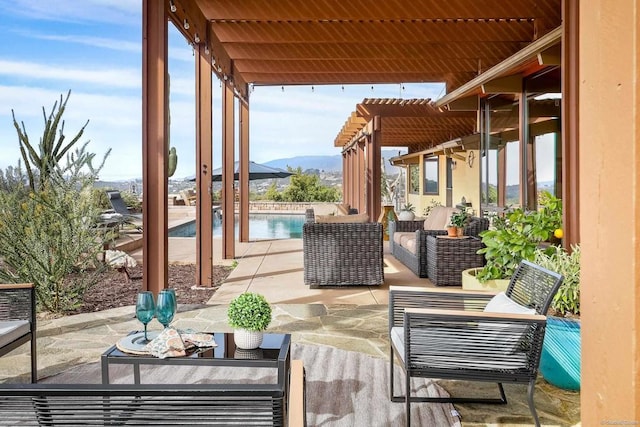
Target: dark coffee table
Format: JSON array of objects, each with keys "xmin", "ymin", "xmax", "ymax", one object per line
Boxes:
[{"xmin": 101, "ymin": 332, "xmax": 291, "ymax": 393}]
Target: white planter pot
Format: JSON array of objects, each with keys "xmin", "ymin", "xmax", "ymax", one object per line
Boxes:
[
  {"xmin": 397, "ymin": 211, "xmax": 415, "ymax": 221},
  {"xmin": 461, "ymin": 268, "xmax": 510, "ymax": 292},
  {"xmin": 233, "ymin": 329, "xmax": 264, "ymax": 350}
]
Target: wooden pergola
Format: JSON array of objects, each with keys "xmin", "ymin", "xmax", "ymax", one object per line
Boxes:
[{"xmin": 141, "ymin": 1, "xmax": 640, "ymax": 421}]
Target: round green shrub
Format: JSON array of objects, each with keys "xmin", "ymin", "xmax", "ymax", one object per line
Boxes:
[{"xmin": 227, "ymin": 292, "xmax": 272, "ymax": 331}]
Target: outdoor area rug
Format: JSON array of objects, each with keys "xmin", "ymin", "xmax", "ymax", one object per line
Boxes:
[{"xmin": 43, "ymin": 343, "xmax": 461, "ymax": 427}]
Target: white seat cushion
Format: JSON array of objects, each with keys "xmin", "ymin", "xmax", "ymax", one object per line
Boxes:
[
  {"xmin": 482, "ymin": 292, "xmax": 536, "ymax": 353},
  {"xmin": 0, "ymin": 320, "xmax": 31, "ymax": 348}
]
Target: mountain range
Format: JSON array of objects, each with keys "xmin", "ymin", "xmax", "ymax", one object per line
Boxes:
[{"xmin": 263, "ymin": 149, "xmax": 406, "ymax": 174}]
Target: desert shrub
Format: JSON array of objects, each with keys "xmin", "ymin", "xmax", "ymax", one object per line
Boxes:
[{"xmin": 0, "ymin": 92, "xmax": 111, "ymax": 313}]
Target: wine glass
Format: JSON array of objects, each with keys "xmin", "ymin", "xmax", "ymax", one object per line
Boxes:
[
  {"xmin": 135, "ymin": 291, "xmax": 155, "ymax": 342},
  {"xmin": 155, "ymin": 290, "xmax": 176, "ymax": 329}
]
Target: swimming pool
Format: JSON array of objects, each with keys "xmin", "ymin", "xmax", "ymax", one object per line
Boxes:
[{"xmin": 168, "ymin": 213, "xmax": 305, "ymax": 239}]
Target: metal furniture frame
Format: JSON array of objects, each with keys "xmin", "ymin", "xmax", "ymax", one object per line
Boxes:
[
  {"xmin": 0, "ymin": 283, "xmax": 37, "ymax": 383},
  {"xmin": 389, "ymin": 261, "xmax": 563, "ymax": 427}
]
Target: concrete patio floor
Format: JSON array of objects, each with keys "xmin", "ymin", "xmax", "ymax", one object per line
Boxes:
[{"xmin": 0, "ymin": 212, "xmax": 580, "ymax": 426}]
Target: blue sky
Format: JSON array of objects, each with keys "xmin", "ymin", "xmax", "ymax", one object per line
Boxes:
[{"xmin": 0, "ymin": 0, "xmax": 445, "ymax": 181}]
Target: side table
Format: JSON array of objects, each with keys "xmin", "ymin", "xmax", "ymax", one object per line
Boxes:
[{"xmin": 426, "ymin": 235, "xmax": 485, "ymax": 286}]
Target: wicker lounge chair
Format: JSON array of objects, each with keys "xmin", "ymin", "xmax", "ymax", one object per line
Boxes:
[
  {"xmin": 303, "ymin": 209, "xmax": 383, "ymax": 287},
  {"xmin": 0, "ymin": 283, "xmax": 37, "ymax": 383},
  {"xmin": 389, "ymin": 260, "xmax": 563, "ymax": 427}
]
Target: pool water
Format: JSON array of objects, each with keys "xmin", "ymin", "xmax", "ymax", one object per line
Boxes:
[{"xmin": 169, "ymin": 213, "xmax": 305, "ymax": 239}]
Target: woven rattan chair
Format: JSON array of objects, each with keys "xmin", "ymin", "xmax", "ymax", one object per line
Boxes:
[
  {"xmin": 389, "ymin": 261, "xmax": 563, "ymax": 427},
  {"xmin": 303, "ymin": 210, "xmax": 383, "ymax": 287},
  {"xmin": 0, "ymin": 283, "xmax": 37, "ymax": 383}
]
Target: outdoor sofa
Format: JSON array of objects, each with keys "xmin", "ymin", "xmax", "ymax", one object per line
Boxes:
[
  {"xmin": 389, "ymin": 206, "xmax": 488, "ymax": 283},
  {"xmin": 303, "ymin": 209, "xmax": 383, "ymax": 287}
]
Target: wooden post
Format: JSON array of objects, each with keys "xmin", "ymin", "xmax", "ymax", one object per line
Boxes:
[{"xmin": 141, "ymin": 0, "xmax": 168, "ymax": 295}]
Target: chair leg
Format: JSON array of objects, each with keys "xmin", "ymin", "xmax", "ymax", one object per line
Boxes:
[
  {"xmin": 405, "ymin": 370, "xmax": 411, "ymax": 427},
  {"xmin": 30, "ymin": 335, "xmax": 37, "ymax": 383},
  {"xmin": 527, "ymin": 380, "xmax": 541, "ymax": 427},
  {"xmin": 389, "ymin": 346, "xmax": 395, "ymax": 400}
]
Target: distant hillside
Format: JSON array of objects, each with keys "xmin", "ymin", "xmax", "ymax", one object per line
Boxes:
[{"xmin": 264, "ymin": 149, "xmax": 406, "ymax": 175}]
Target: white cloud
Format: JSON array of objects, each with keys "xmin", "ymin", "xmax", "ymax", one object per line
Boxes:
[
  {"xmin": 18, "ymin": 31, "xmax": 194, "ymax": 63},
  {"xmin": 0, "ymin": 0, "xmax": 141, "ymax": 26},
  {"xmin": 0, "ymin": 59, "xmax": 140, "ymax": 89}
]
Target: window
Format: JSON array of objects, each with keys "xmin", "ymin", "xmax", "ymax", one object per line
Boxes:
[
  {"xmin": 423, "ymin": 158, "xmax": 439, "ymax": 195},
  {"xmin": 408, "ymin": 164, "xmax": 419, "ymax": 194}
]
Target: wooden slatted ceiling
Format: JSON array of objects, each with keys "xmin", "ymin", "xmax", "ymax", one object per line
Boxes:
[{"xmin": 180, "ymin": 0, "xmax": 561, "ymax": 94}]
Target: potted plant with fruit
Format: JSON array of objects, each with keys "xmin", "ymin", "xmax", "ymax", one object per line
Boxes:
[
  {"xmin": 462, "ymin": 192, "xmax": 563, "ymax": 291},
  {"xmin": 397, "ymin": 203, "xmax": 416, "ymax": 221},
  {"xmin": 534, "ymin": 244, "xmax": 581, "ymax": 390},
  {"xmin": 227, "ymin": 292, "xmax": 272, "ymax": 349}
]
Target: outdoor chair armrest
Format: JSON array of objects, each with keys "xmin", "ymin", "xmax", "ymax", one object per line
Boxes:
[
  {"xmin": 389, "ymin": 285, "xmax": 499, "ymax": 297},
  {"xmin": 0, "ymin": 283, "xmax": 34, "ymax": 291},
  {"xmin": 405, "ymin": 307, "xmax": 547, "ymax": 323},
  {"xmin": 391, "ymin": 220, "xmax": 425, "ymax": 233}
]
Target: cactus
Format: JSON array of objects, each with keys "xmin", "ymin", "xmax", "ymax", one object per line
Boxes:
[
  {"xmin": 12, "ymin": 90, "xmax": 89, "ymax": 191},
  {"xmin": 168, "ymin": 146, "xmax": 178, "ymax": 177}
]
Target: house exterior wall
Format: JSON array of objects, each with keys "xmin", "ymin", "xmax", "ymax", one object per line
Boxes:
[{"xmin": 452, "ymin": 150, "xmax": 481, "ymax": 215}]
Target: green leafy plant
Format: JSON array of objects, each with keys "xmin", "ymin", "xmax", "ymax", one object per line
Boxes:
[
  {"xmin": 227, "ymin": 292, "xmax": 272, "ymax": 331},
  {"xmin": 401, "ymin": 203, "xmax": 415, "ymax": 213},
  {"xmin": 476, "ymin": 192, "xmax": 563, "ymax": 282},
  {"xmin": 449, "ymin": 206, "xmax": 470, "ymax": 228},
  {"xmin": 534, "ymin": 245, "xmax": 580, "ymax": 317}
]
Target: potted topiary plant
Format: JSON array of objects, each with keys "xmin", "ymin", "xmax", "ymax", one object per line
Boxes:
[
  {"xmin": 534, "ymin": 244, "xmax": 581, "ymax": 390},
  {"xmin": 397, "ymin": 203, "xmax": 416, "ymax": 221},
  {"xmin": 227, "ymin": 292, "xmax": 272, "ymax": 349},
  {"xmin": 449, "ymin": 207, "xmax": 470, "ymax": 237}
]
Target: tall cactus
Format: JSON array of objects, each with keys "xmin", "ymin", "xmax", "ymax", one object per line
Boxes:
[
  {"xmin": 168, "ymin": 146, "xmax": 178, "ymax": 177},
  {"xmin": 12, "ymin": 90, "xmax": 88, "ymax": 191},
  {"xmin": 167, "ymin": 72, "xmax": 178, "ymax": 178}
]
